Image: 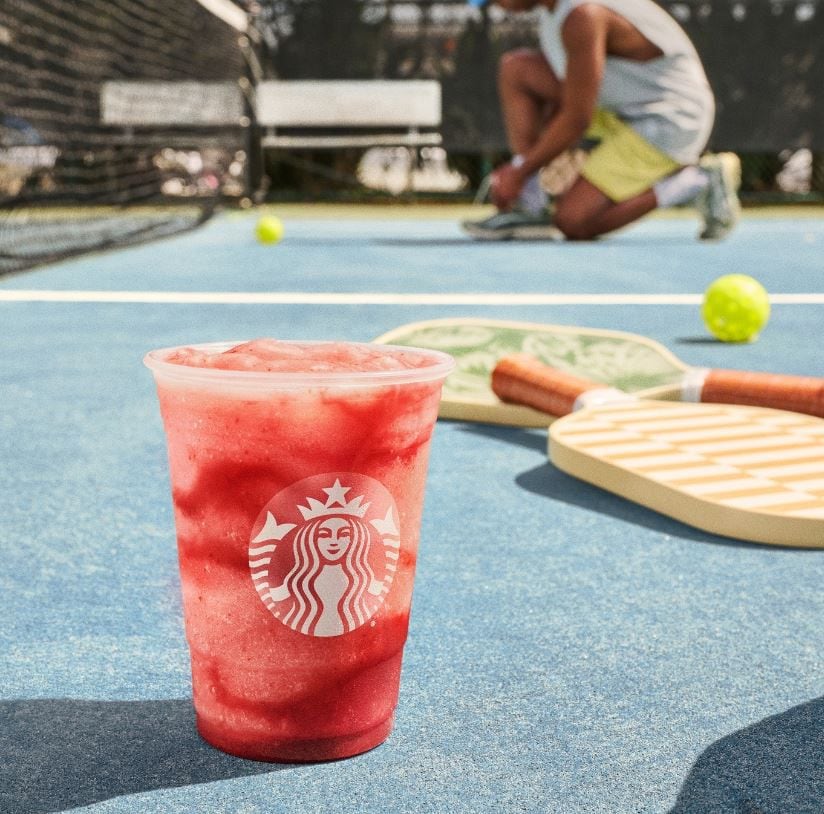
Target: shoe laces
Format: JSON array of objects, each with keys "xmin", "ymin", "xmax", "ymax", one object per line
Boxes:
[{"xmin": 473, "ymin": 174, "xmax": 493, "ymax": 206}]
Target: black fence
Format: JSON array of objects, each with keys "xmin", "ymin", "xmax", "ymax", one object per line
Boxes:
[{"xmin": 263, "ymin": 0, "xmax": 824, "ymax": 199}]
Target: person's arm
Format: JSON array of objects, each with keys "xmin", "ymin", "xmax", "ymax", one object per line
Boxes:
[
  {"xmin": 493, "ymin": 6, "xmax": 607, "ymax": 208},
  {"xmin": 522, "ymin": 6, "xmax": 605, "ymax": 174}
]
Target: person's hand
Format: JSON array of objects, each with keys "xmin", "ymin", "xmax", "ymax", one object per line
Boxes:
[{"xmin": 491, "ymin": 162, "xmax": 526, "ymax": 211}]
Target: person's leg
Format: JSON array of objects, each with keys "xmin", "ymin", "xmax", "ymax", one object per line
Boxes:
[
  {"xmin": 498, "ymin": 48, "xmax": 561, "ymax": 156},
  {"xmin": 555, "ymin": 162, "xmax": 717, "ymax": 240},
  {"xmin": 462, "ymin": 49, "xmax": 563, "ymax": 240},
  {"xmin": 554, "ymin": 178, "xmax": 657, "ymax": 240},
  {"xmin": 695, "ymin": 152, "xmax": 742, "ymax": 240},
  {"xmin": 498, "ymin": 49, "xmax": 562, "ymax": 215},
  {"xmin": 553, "ymin": 111, "xmax": 707, "ymax": 240}
]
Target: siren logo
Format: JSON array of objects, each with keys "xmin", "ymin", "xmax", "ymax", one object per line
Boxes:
[{"xmin": 248, "ymin": 473, "xmax": 401, "ymax": 637}]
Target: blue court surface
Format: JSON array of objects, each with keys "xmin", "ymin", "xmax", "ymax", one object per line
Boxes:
[{"xmin": 2, "ymin": 206, "xmax": 823, "ymax": 814}]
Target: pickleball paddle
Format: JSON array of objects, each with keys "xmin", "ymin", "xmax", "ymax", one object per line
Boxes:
[
  {"xmin": 374, "ymin": 318, "xmax": 824, "ymax": 427},
  {"xmin": 492, "ymin": 354, "xmax": 824, "ymax": 548}
]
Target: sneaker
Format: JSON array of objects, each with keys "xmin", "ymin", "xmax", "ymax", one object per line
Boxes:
[
  {"xmin": 697, "ymin": 152, "xmax": 741, "ymax": 241},
  {"xmin": 461, "ymin": 208, "xmax": 562, "ymax": 241}
]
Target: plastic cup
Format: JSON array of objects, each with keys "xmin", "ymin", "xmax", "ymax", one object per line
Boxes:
[{"xmin": 144, "ymin": 340, "xmax": 453, "ymax": 762}]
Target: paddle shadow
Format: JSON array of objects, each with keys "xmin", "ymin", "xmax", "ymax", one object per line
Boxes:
[
  {"xmin": 457, "ymin": 423, "xmax": 761, "ymax": 548},
  {"xmin": 515, "ymin": 460, "xmax": 747, "ymax": 546},
  {"xmin": 0, "ymin": 698, "xmax": 284, "ymax": 813},
  {"xmin": 669, "ymin": 696, "xmax": 824, "ymax": 813},
  {"xmin": 452, "ymin": 421, "xmax": 549, "ymax": 454}
]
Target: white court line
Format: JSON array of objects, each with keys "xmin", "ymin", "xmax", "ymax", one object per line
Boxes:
[{"xmin": 2, "ymin": 290, "xmax": 824, "ymax": 305}]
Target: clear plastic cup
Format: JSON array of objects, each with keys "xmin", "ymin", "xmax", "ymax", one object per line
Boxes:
[{"xmin": 144, "ymin": 340, "xmax": 454, "ymax": 762}]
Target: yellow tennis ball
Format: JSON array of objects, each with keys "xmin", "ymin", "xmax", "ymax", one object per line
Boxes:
[
  {"xmin": 255, "ymin": 215, "xmax": 284, "ymax": 245},
  {"xmin": 702, "ymin": 274, "xmax": 770, "ymax": 343}
]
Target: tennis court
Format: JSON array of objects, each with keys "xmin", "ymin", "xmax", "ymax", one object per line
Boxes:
[
  {"xmin": 2, "ymin": 205, "xmax": 823, "ymax": 813},
  {"xmin": 4, "ymin": 0, "xmax": 824, "ymax": 809}
]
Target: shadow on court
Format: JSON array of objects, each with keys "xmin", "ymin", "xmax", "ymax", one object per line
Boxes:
[
  {"xmin": 375, "ymin": 234, "xmax": 701, "ymax": 248},
  {"xmin": 515, "ymin": 460, "xmax": 748, "ymax": 546},
  {"xmin": 669, "ymin": 696, "xmax": 824, "ymax": 813},
  {"xmin": 374, "ymin": 238, "xmax": 501, "ymax": 246},
  {"xmin": 676, "ymin": 336, "xmax": 728, "ymax": 345},
  {"xmin": 277, "ymin": 237, "xmax": 378, "ymax": 247},
  {"xmin": 282, "ymin": 237, "xmax": 524, "ymax": 247},
  {"xmin": 274, "ymin": 236, "xmax": 537, "ymax": 247},
  {"xmin": 0, "ymin": 698, "xmax": 283, "ymax": 813},
  {"xmin": 457, "ymin": 423, "xmax": 780, "ymax": 549},
  {"xmin": 453, "ymin": 422, "xmax": 548, "ymax": 454}
]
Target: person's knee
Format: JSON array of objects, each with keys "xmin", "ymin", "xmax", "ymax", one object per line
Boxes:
[
  {"xmin": 498, "ymin": 48, "xmax": 544, "ymax": 86},
  {"xmin": 553, "ymin": 206, "xmax": 595, "ymax": 241}
]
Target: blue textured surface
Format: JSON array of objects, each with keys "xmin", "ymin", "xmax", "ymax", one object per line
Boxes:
[{"xmin": 2, "ymin": 211, "xmax": 823, "ymax": 814}]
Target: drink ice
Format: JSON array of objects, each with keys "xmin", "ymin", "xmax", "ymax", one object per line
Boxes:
[{"xmin": 145, "ymin": 339, "xmax": 453, "ymax": 761}]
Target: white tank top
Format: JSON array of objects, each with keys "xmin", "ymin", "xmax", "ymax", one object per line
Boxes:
[{"xmin": 538, "ymin": 0, "xmax": 714, "ymax": 163}]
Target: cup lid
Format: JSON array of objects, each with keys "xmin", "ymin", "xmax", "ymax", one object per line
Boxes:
[{"xmin": 144, "ymin": 339, "xmax": 455, "ymax": 389}]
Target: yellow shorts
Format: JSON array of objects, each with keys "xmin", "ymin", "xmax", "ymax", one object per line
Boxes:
[{"xmin": 581, "ymin": 109, "xmax": 681, "ymax": 202}]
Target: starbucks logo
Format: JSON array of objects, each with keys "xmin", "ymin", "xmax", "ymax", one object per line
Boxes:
[{"xmin": 248, "ymin": 473, "xmax": 400, "ymax": 637}]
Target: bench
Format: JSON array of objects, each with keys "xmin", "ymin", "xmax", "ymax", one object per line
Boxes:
[
  {"xmin": 100, "ymin": 79, "xmax": 442, "ymax": 148},
  {"xmin": 256, "ymin": 80, "xmax": 442, "ymax": 149},
  {"xmin": 99, "ymin": 79, "xmax": 443, "ymax": 195},
  {"xmin": 100, "ymin": 81, "xmax": 245, "ymax": 127}
]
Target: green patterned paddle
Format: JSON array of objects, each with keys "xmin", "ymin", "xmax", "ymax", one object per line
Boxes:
[{"xmin": 375, "ymin": 318, "xmax": 824, "ymax": 428}]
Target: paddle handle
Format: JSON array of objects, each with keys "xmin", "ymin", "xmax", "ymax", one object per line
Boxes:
[
  {"xmin": 491, "ymin": 353, "xmax": 615, "ymax": 416},
  {"xmin": 492, "ymin": 355, "xmax": 824, "ymax": 419},
  {"xmin": 698, "ymin": 369, "xmax": 824, "ymax": 417}
]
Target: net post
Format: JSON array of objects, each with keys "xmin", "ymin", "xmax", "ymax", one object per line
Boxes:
[{"xmin": 238, "ymin": 32, "xmax": 267, "ymax": 206}]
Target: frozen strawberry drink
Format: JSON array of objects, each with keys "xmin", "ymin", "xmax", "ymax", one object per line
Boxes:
[{"xmin": 144, "ymin": 339, "xmax": 453, "ymax": 761}]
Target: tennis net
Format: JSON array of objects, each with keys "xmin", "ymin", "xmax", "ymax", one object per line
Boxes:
[{"xmin": 0, "ymin": 0, "xmax": 253, "ymax": 274}]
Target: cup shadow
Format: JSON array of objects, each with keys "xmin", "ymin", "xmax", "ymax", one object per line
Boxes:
[
  {"xmin": 669, "ymin": 696, "xmax": 824, "ymax": 813},
  {"xmin": 0, "ymin": 698, "xmax": 284, "ymax": 813}
]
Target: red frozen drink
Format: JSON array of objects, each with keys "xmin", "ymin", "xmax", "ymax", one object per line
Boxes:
[{"xmin": 144, "ymin": 339, "xmax": 453, "ymax": 762}]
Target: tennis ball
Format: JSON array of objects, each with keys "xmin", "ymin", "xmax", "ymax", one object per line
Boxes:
[
  {"xmin": 702, "ymin": 274, "xmax": 770, "ymax": 343},
  {"xmin": 255, "ymin": 215, "xmax": 284, "ymax": 245}
]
